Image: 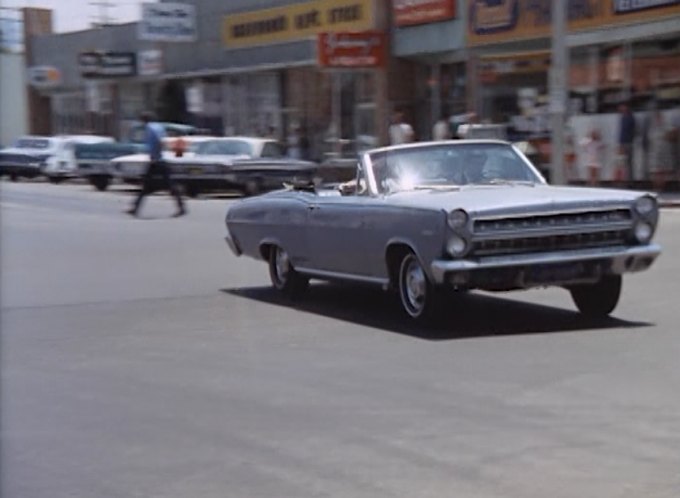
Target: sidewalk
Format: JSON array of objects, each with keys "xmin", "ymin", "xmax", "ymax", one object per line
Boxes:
[{"xmin": 658, "ymin": 192, "xmax": 680, "ymax": 209}]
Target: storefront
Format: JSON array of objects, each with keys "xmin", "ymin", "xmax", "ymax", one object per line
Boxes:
[
  {"xmin": 218, "ymin": 0, "xmax": 388, "ymax": 160},
  {"xmin": 467, "ymin": 0, "xmax": 680, "ymax": 181},
  {"xmin": 467, "ymin": 1, "xmax": 680, "ymax": 115},
  {"xmin": 391, "ymin": 0, "xmax": 466, "ymax": 140},
  {"xmin": 29, "ymin": 0, "xmax": 388, "ymax": 161}
]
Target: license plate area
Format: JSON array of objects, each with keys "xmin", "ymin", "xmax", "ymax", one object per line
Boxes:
[{"xmin": 524, "ymin": 261, "xmax": 598, "ymax": 286}]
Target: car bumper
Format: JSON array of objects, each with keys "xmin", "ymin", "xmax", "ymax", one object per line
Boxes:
[
  {"xmin": 225, "ymin": 235, "xmax": 241, "ymax": 256},
  {"xmin": 0, "ymin": 163, "xmax": 42, "ymax": 176},
  {"xmin": 430, "ymin": 244, "xmax": 661, "ymax": 286}
]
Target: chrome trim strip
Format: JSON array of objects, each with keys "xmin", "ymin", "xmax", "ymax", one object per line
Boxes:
[
  {"xmin": 430, "ymin": 244, "xmax": 661, "ymax": 284},
  {"xmin": 472, "ymin": 205, "xmax": 633, "ymax": 222},
  {"xmin": 296, "ymin": 267, "xmax": 389, "ymax": 286},
  {"xmin": 472, "ymin": 221, "xmax": 633, "ymax": 241}
]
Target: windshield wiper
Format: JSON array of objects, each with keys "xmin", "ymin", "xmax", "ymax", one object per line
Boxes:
[
  {"xmin": 472, "ymin": 179, "xmax": 536, "ymax": 186},
  {"xmin": 413, "ymin": 184, "xmax": 461, "ymax": 191}
]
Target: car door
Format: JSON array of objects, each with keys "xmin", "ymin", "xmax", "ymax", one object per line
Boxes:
[{"xmin": 303, "ymin": 165, "xmax": 376, "ymax": 276}]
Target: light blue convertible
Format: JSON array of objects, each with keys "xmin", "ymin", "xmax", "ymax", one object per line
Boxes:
[{"xmin": 225, "ymin": 140, "xmax": 661, "ymax": 321}]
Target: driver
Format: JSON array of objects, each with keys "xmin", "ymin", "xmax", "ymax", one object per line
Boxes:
[{"xmin": 462, "ymin": 151, "xmax": 488, "ymax": 183}]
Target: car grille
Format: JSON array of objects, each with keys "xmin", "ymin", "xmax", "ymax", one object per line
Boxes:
[{"xmin": 471, "ymin": 209, "xmax": 633, "ymax": 256}]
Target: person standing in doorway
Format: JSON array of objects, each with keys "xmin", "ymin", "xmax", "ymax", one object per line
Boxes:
[
  {"xmin": 582, "ymin": 128, "xmax": 605, "ymax": 187},
  {"xmin": 389, "ymin": 109, "xmax": 414, "ymax": 145},
  {"xmin": 617, "ymin": 102, "xmax": 636, "ymax": 183},
  {"xmin": 127, "ymin": 112, "xmax": 186, "ymax": 218},
  {"xmin": 432, "ymin": 112, "xmax": 451, "ymax": 141}
]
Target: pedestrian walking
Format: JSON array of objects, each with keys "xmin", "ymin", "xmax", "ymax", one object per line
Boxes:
[
  {"xmin": 617, "ymin": 102, "xmax": 636, "ymax": 183},
  {"xmin": 389, "ymin": 109, "xmax": 414, "ymax": 145},
  {"xmin": 126, "ymin": 112, "xmax": 186, "ymax": 218},
  {"xmin": 649, "ymin": 109, "xmax": 673, "ymax": 192}
]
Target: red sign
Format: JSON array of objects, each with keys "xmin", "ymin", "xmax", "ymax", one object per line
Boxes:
[
  {"xmin": 393, "ymin": 0, "xmax": 456, "ymax": 27},
  {"xmin": 317, "ymin": 31, "xmax": 386, "ymax": 68}
]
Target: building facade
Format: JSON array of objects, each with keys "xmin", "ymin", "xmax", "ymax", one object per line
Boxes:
[
  {"xmin": 26, "ymin": 0, "xmax": 680, "ymax": 176},
  {"xmin": 30, "ymin": 0, "xmax": 391, "ymax": 161}
]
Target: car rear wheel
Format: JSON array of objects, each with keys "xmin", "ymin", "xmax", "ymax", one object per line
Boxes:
[
  {"xmin": 268, "ymin": 245, "xmax": 308, "ymax": 296},
  {"xmin": 398, "ymin": 252, "xmax": 439, "ymax": 321},
  {"xmin": 570, "ymin": 274, "xmax": 622, "ymax": 318}
]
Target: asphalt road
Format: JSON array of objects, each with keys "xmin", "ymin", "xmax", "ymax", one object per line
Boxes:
[{"xmin": 2, "ymin": 181, "xmax": 680, "ymax": 498}]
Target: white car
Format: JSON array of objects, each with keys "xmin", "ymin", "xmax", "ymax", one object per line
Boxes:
[
  {"xmin": 111, "ymin": 136, "xmax": 213, "ymax": 184},
  {"xmin": 0, "ymin": 136, "xmax": 57, "ymax": 180},
  {"xmin": 43, "ymin": 135, "xmax": 115, "ymax": 183}
]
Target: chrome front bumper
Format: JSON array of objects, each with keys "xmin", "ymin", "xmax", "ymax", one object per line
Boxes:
[
  {"xmin": 430, "ymin": 244, "xmax": 661, "ymax": 285},
  {"xmin": 224, "ymin": 235, "xmax": 241, "ymax": 256}
]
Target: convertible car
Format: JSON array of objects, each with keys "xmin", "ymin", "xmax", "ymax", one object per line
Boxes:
[{"xmin": 224, "ymin": 140, "xmax": 661, "ymax": 321}]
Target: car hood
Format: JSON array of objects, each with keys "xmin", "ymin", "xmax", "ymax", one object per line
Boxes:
[
  {"xmin": 383, "ymin": 184, "xmax": 646, "ymax": 217},
  {"xmin": 0, "ymin": 147, "xmax": 53, "ymax": 157},
  {"xmin": 169, "ymin": 153, "xmax": 249, "ymax": 165}
]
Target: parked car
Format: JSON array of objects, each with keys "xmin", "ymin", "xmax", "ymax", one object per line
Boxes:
[
  {"xmin": 169, "ymin": 137, "xmax": 318, "ymax": 196},
  {"xmin": 75, "ymin": 122, "xmax": 200, "ymax": 191},
  {"xmin": 224, "ymin": 140, "xmax": 661, "ymax": 321},
  {"xmin": 43, "ymin": 135, "xmax": 115, "ymax": 183},
  {"xmin": 0, "ymin": 136, "xmax": 57, "ymax": 180},
  {"xmin": 110, "ymin": 135, "xmax": 214, "ymax": 187}
]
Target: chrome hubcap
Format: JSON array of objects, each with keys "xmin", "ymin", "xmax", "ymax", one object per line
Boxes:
[{"xmin": 403, "ymin": 258, "xmax": 426, "ymax": 314}]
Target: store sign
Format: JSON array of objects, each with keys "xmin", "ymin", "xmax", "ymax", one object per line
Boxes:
[
  {"xmin": 393, "ymin": 0, "xmax": 456, "ymax": 27},
  {"xmin": 139, "ymin": 2, "xmax": 197, "ymax": 42},
  {"xmin": 613, "ymin": 0, "xmax": 680, "ymax": 13},
  {"xmin": 78, "ymin": 51, "xmax": 136, "ymax": 78},
  {"xmin": 317, "ymin": 31, "xmax": 386, "ymax": 68},
  {"xmin": 468, "ymin": 0, "xmax": 680, "ymax": 46},
  {"xmin": 138, "ymin": 49, "xmax": 163, "ymax": 76},
  {"xmin": 222, "ymin": 0, "xmax": 375, "ymax": 48},
  {"xmin": 27, "ymin": 65, "xmax": 62, "ymax": 88}
]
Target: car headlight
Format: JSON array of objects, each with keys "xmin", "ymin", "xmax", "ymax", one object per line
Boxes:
[
  {"xmin": 447, "ymin": 209, "xmax": 468, "ymax": 230},
  {"xmin": 634, "ymin": 196, "xmax": 656, "ymax": 216},
  {"xmin": 634, "ymin": 222, "xmax": 653, "ymax": 244},
  {"xmin": 447, "ymin": 234, "xmax": 468, "ymax": 257}
]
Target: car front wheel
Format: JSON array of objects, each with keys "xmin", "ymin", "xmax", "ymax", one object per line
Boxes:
[
  {"xmin": 398, "ymin": 252, "xmax": 440, "ymax": 321},
  {"xmin": 570, "ymin": 274, "xmax": 622, "ymax": 318},
  {"xmin": 90, "ymin": 176, "xmax": 110, "ymax": 191},
  {"xmin": 268, "ymin": 245, "xmax": 308, "ymax": 297}
]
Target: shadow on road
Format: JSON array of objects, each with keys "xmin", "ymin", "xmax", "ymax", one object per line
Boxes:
[{"xmin": 221, "ymin": 283, "xmax": 651, "ymax": 341}]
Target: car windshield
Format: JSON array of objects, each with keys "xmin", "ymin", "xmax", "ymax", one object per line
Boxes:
[
  {"xmin": 15, "ymin": 138, "xmax": 51, "ymax": 149},
  {"xmin": 195, "ymin": 139, "xmax": 253, "ymax": 156},
  {"xmin": 370, "ymin": 143, "xmax": 541, "ymax": 194}
]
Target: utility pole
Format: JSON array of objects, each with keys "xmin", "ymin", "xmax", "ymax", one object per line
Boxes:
[{"xmin": 549, "ymin": 0, "xmax": 568, "ymax": 185}]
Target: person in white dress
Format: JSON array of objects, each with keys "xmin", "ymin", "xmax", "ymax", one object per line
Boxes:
[
  {"xmin": 648, "ymin": 109, "xmax": 672, "ymax": 192},
  {"xmin": 582, "ymin": 128, "xmax": 605, "ymax": 186},
  {"xmin": 432, "ymin": 112, "xmax": 451, "ymax": 141},
  {"xmin": 389, "ymin": 110, "xmax": 414, "ymax": 145}
]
